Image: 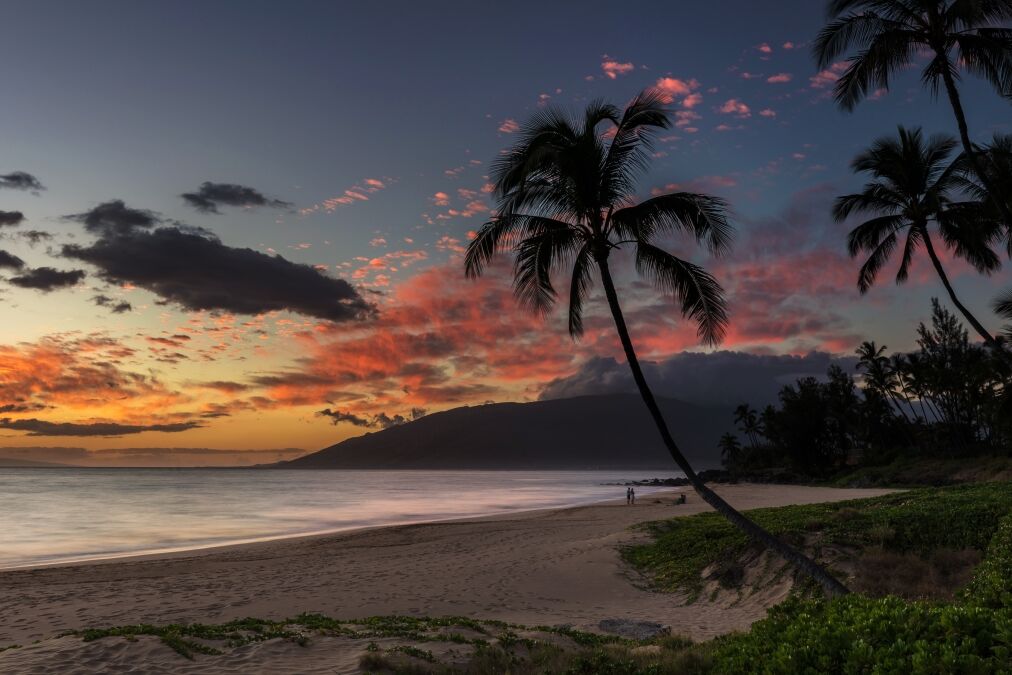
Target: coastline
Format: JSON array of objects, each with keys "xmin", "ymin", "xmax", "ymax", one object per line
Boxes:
[
  {"xmin": 0, "ymin": 485, "xmax": 676, "ymax": 573},
  {"xmin": 0, "ymin": 483, "xmax": 895, "ymax": 650}
]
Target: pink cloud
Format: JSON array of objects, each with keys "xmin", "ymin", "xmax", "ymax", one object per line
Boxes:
[
  {"xmin": 674, "ymin": 110, "xmax": 701, "ymax": 128},
  {"xmin": 651, "ymin": 77, "xmax": 700, "ymax": 104},
  {"xmin": 810, "ymin": 62, "xmax": 848, "ymax": 89},
  {"xmin": 682, "ymin": 93, "xmax": 703, "ymax": 108},
  {"xmin": 757, "ymin": 43, "xmax": 773, "ymax": 54},
  {"xmin": 719, "ymin": 98, "xmax": 751, "ymax": 117},
  {"xmin": 759, "ymin": 108, "xmax": 777, "ymax": 117},
  {"xmin": 432, "ymin": 192, "xmax": 450, "ymax": 206},
  {"xmin": 601, "ymin": 60, "xmax": 635, "ymax": 79},
  {"xmin": 498, "ymin": 118, "xmax": 520, "ymax": 133},
  {"xmin": 782, "ymin": 41, "xmax": 795, "ymax": 49},
  {"xmin": 767, "ymin": 72, "xmax": 793, "ymax": 84}
]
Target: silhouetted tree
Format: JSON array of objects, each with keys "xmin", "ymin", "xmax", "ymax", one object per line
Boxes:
[
  {"xmin": 464, "ymin": 91, "xmax": 850, "ymax": 596},
  {"xmin": 834, "ymin": 126, "xmax": 1001, "ymax": 346},
  {"xmin": 815, "ymin": 0, "xmax": 1012, "ymax": 225}
]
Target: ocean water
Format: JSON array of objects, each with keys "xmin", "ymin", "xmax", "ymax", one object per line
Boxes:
[{"xmin": 0, "ymin": 469, "xmax": 682, "ymax": 569}]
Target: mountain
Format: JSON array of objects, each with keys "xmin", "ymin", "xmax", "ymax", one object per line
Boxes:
[{"xmin": 281, "ymin": 394, "xmax": 731, "ymax": 470}]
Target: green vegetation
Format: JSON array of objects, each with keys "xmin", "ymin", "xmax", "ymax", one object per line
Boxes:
[{"xmin": 624, "ymin": 482, "xmax": 1012, "ymax": 599}]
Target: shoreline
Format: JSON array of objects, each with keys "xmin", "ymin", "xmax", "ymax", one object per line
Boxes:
[
  {"xmin": 0, "ymin": 486, "xmax": 677, "ymax": 573},
  {"xmin": 0, "ymin": 483, "xmax": 895, "ymax": 649}
]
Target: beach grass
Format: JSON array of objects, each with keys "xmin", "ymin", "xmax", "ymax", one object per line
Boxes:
[{"xmin": 622, "ymin": 481, "xmax": 1012, "ymax": 600}]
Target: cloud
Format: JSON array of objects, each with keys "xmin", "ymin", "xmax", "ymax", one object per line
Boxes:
[
  {"xmin": 682, "ymin": 93, "xmax": 703, "ymax": 108},
  {"xmin": 92, "ymin": 294, "xmax": 132, "ymax": 313},
  {"xmin": 759, "ymin": 108, "xmax": 777, "ymax": 117},
  {"xmin": 13, "ymin": 230, "xmax": 53, "ymax": 245},
  {"xmin": 652, "ymin": 77, "xmax": 700, "ymax": 104},
  {"xmin": 719, "ymin": 99, "xmax": 751, "ymax": 117},
  {"xmin": 498, "ymin": 118, "xmax": 520, "ymax": 133},
  {"xmin": 299, "ymin": 178, "xmax": 389, "ymax": 215},
  {"xmin": 757, "ymin": 43, "xmax": 773, "ymax": 54},
  {"xmin": 8, "ymin": 267, "xmax": 86, "ymax": 291},
  {"xmin": 0, "ymin": 211, "xmax": 25, "ymax": 227},
  {"xmin": 767, "ymin": 73, "xmax": 793, "ymax": 84},
  {"xmin": 65, "ymin": 200, "xmax": 161, "ymax": 236},
  {"xmin": 539, "ymin": 351, "xmax": 856, "ymax": 408},
  {"xmin": 810, "ymin": 62, "xmax": 848, "ymax": 89},
  {"xmin": 0, "ymin": 418, "xmax": 201, "ymax": 437},
  {"xmin": 181, "ymin": 181, "xmax": 292, "ymax": 214},
  {"xmin": 601, "ymin": 60, "xmax": 635, "ymax": 79},
  {"xmin": 63, "ymin": 223, "xmax": 373, "ymax": 321},
  {"xmin": 317, "ymin": 407, "xmax": 426, "ymax": 429},
  {"xmin": 0, "ymin": 171, "xmax": 44, "ymax": 192},
  {"xmin": 0, "ymin": 250, "xmax": 25, "ymax": 270}
]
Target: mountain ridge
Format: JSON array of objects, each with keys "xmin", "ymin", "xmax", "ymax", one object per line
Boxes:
[{"xmin": 281, "ymin": 394, "xmax": 730, "ymax": 470}]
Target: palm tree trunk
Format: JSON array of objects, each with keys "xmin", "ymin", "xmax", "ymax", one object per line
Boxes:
[
  {"xmin": 920, "ymin": 227, "xmax": 997, "ymax": 346},
  {"xmin": 939, "ymin": 64, "xmax": 1012, "ymax": 225},
  {"xmin": 595, "ymin": 255, "xmax": 849, "ymax": 597}
]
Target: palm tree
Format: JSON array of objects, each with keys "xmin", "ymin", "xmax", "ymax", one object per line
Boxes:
[
  {"xmin": 733, "ymin": 403, "xmax": 764, "ymax": 449},
  {"xmin": 718, "ymin": 433, "xmax": 744, "ymax": 473},
  {"xmin": 815, "ymin": 0, "xmax": 1012, "ymax": 225},
  {"xmin": 856, "ymin": 340, "xmax": 916, "ymax": 425},
  {"xmin": 465, "ymin": 91, "xmax": 849, "ymax": 597},
  {"xmin": 834, "ymin": 126, "xmax": 1002, "ymax": 346}
]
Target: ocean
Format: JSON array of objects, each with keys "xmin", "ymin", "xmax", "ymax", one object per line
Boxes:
[{"xmin": 0, "ymin": 468, "xmax": 682, "ymax": 569}]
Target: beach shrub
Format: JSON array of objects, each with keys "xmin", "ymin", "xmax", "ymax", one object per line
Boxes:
[
  {"xmin": 624, "ymin": 482, "xmax": 1012, "ymax": 598},
  {"xmin": 711, "ymin": 595, "xmax": 1012, "ymax": 674},
  {"xmin": 960, "ymin": 513, "xmax": 1012, "ymax": 609}
]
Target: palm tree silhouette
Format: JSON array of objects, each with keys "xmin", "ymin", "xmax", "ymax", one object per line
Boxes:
[
  {"xmin": 465, "ymin": 91, "xmax": 849, "ymax": 596},
  {"xmin": 815, "ymin": 0, "xmax": 1012, "ymax": 225},
  {"xmin": 718, "ymin": 433, "xmax": 743, "ymax": 473},
  {"xmin": 733, "ymin": 403, "xmax": 763, "ymax": 449},
  {"xmin": 835, "ymin": 126, "xmax": 1001, "ymax": 345}
]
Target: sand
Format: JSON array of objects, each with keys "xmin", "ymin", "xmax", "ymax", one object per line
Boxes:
[{"xmin": 0, "ymin": 483, "xmax": 895, "ymax": 673}]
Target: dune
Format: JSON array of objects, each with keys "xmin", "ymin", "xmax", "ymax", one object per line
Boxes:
[{"xmin": 0, "ymin": 484, "xmax": 894, "ymax": 673}]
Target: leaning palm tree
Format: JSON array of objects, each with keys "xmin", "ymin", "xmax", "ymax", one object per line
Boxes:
[
  {"xmin": 465, "ymin": 91, "xmax": 849, "ymax": 596},
  {"xmin": 835, "ymin": 126, "xmax": 1002, "ymax": 346},
  {"xmin": 815, "ymin": 0, "xmax": 1012, "ymax": 224}
]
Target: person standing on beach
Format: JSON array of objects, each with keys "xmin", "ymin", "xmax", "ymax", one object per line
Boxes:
[
  {"xmin": 626, "ymin": 487, "xmax": 632, "ymax": 504},
  {"xmin": 630, "ymin": 488, "xmax": 636, "ymax": 505}
]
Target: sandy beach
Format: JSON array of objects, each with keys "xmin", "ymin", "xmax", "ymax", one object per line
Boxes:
[{"xmin": 0, "ymin": 483, "xmax": 894, "ymax": 672}]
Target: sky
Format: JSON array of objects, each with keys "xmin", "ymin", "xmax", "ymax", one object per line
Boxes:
[{"xmin": 1, "ymin": 1, "xmax": 1009, "ymax": 465}]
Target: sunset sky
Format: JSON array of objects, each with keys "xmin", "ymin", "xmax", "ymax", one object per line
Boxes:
[{"xmin": 1, "ymin": 1, "xmax": 1008, "ymax": 464}]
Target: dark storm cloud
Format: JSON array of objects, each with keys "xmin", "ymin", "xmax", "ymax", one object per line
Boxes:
[
  {"xmin": 92, "ymin": 294, "xmax": 132, "ymax": 313},
  {"xmin": 0, "ymin": 171, "xmax": 44, "ymax": 192},
  {"xmin": 0, "ymin": 418, "xmax": 201, "ymax": 437},
  {"xmin": 13, "ymin": 230, "xmax": 53, "ymax": 246},
  {"xmin": 539, "ymin": 351, "xmax": 858, "ymax": 408},
  {"xmin": 0, "ymin": 211, "xmax": 24, "ymax": 227},
  {"xmin": 181, "ymin": 182, "xmax": 292, "ymax": 214},
  {"xmin": 317, "ymin": 407, "xmax": 427, "ymax": 429},
  {"xmin": 64, "ymin": 200, "xmax": 162, "ymax": 236},
  {"xmin": 317, "ymin": 408, "xmax": 373, "ymax": 427},
  {"xmin": 8, "ymin": 267, "xmax": 86, "ymax": 291},
  {"xmin": 0, "ymin": 250, "xmax": 26, "ymax": 270},
  {"xmin": 63, "ymin": 224, "xmax": 373, "ymax": 321}
]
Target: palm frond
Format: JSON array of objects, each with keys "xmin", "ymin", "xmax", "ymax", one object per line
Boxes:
[
  {"xmin": 856, "ymin": 231, "xmax": 899, "ymax": 292},
  {"xmin": 600, "ymin": 90, "xmax": 671, "ymax": 209},
  {"xmin": 511, "ymin": 223, "xmax": 583, "ymax": 317},
  {"xmin": 634, "ymin": 242, "xmax": 728, "ymax": 346},
  {"xmin": 611, "ymin": 192, "xmax": 733, "ymax": 255},
  {"xmin": 465, "ymin": 214, "xmax": 574, "ymax": 279},
  {"xmin": 567, "ymin": 244, "xmax": 595, "ymax": 338}
]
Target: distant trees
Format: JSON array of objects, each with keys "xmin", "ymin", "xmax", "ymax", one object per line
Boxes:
[{"xmin": 720, "ymin": 301, "xmax": 1012, "ymax": 478}]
